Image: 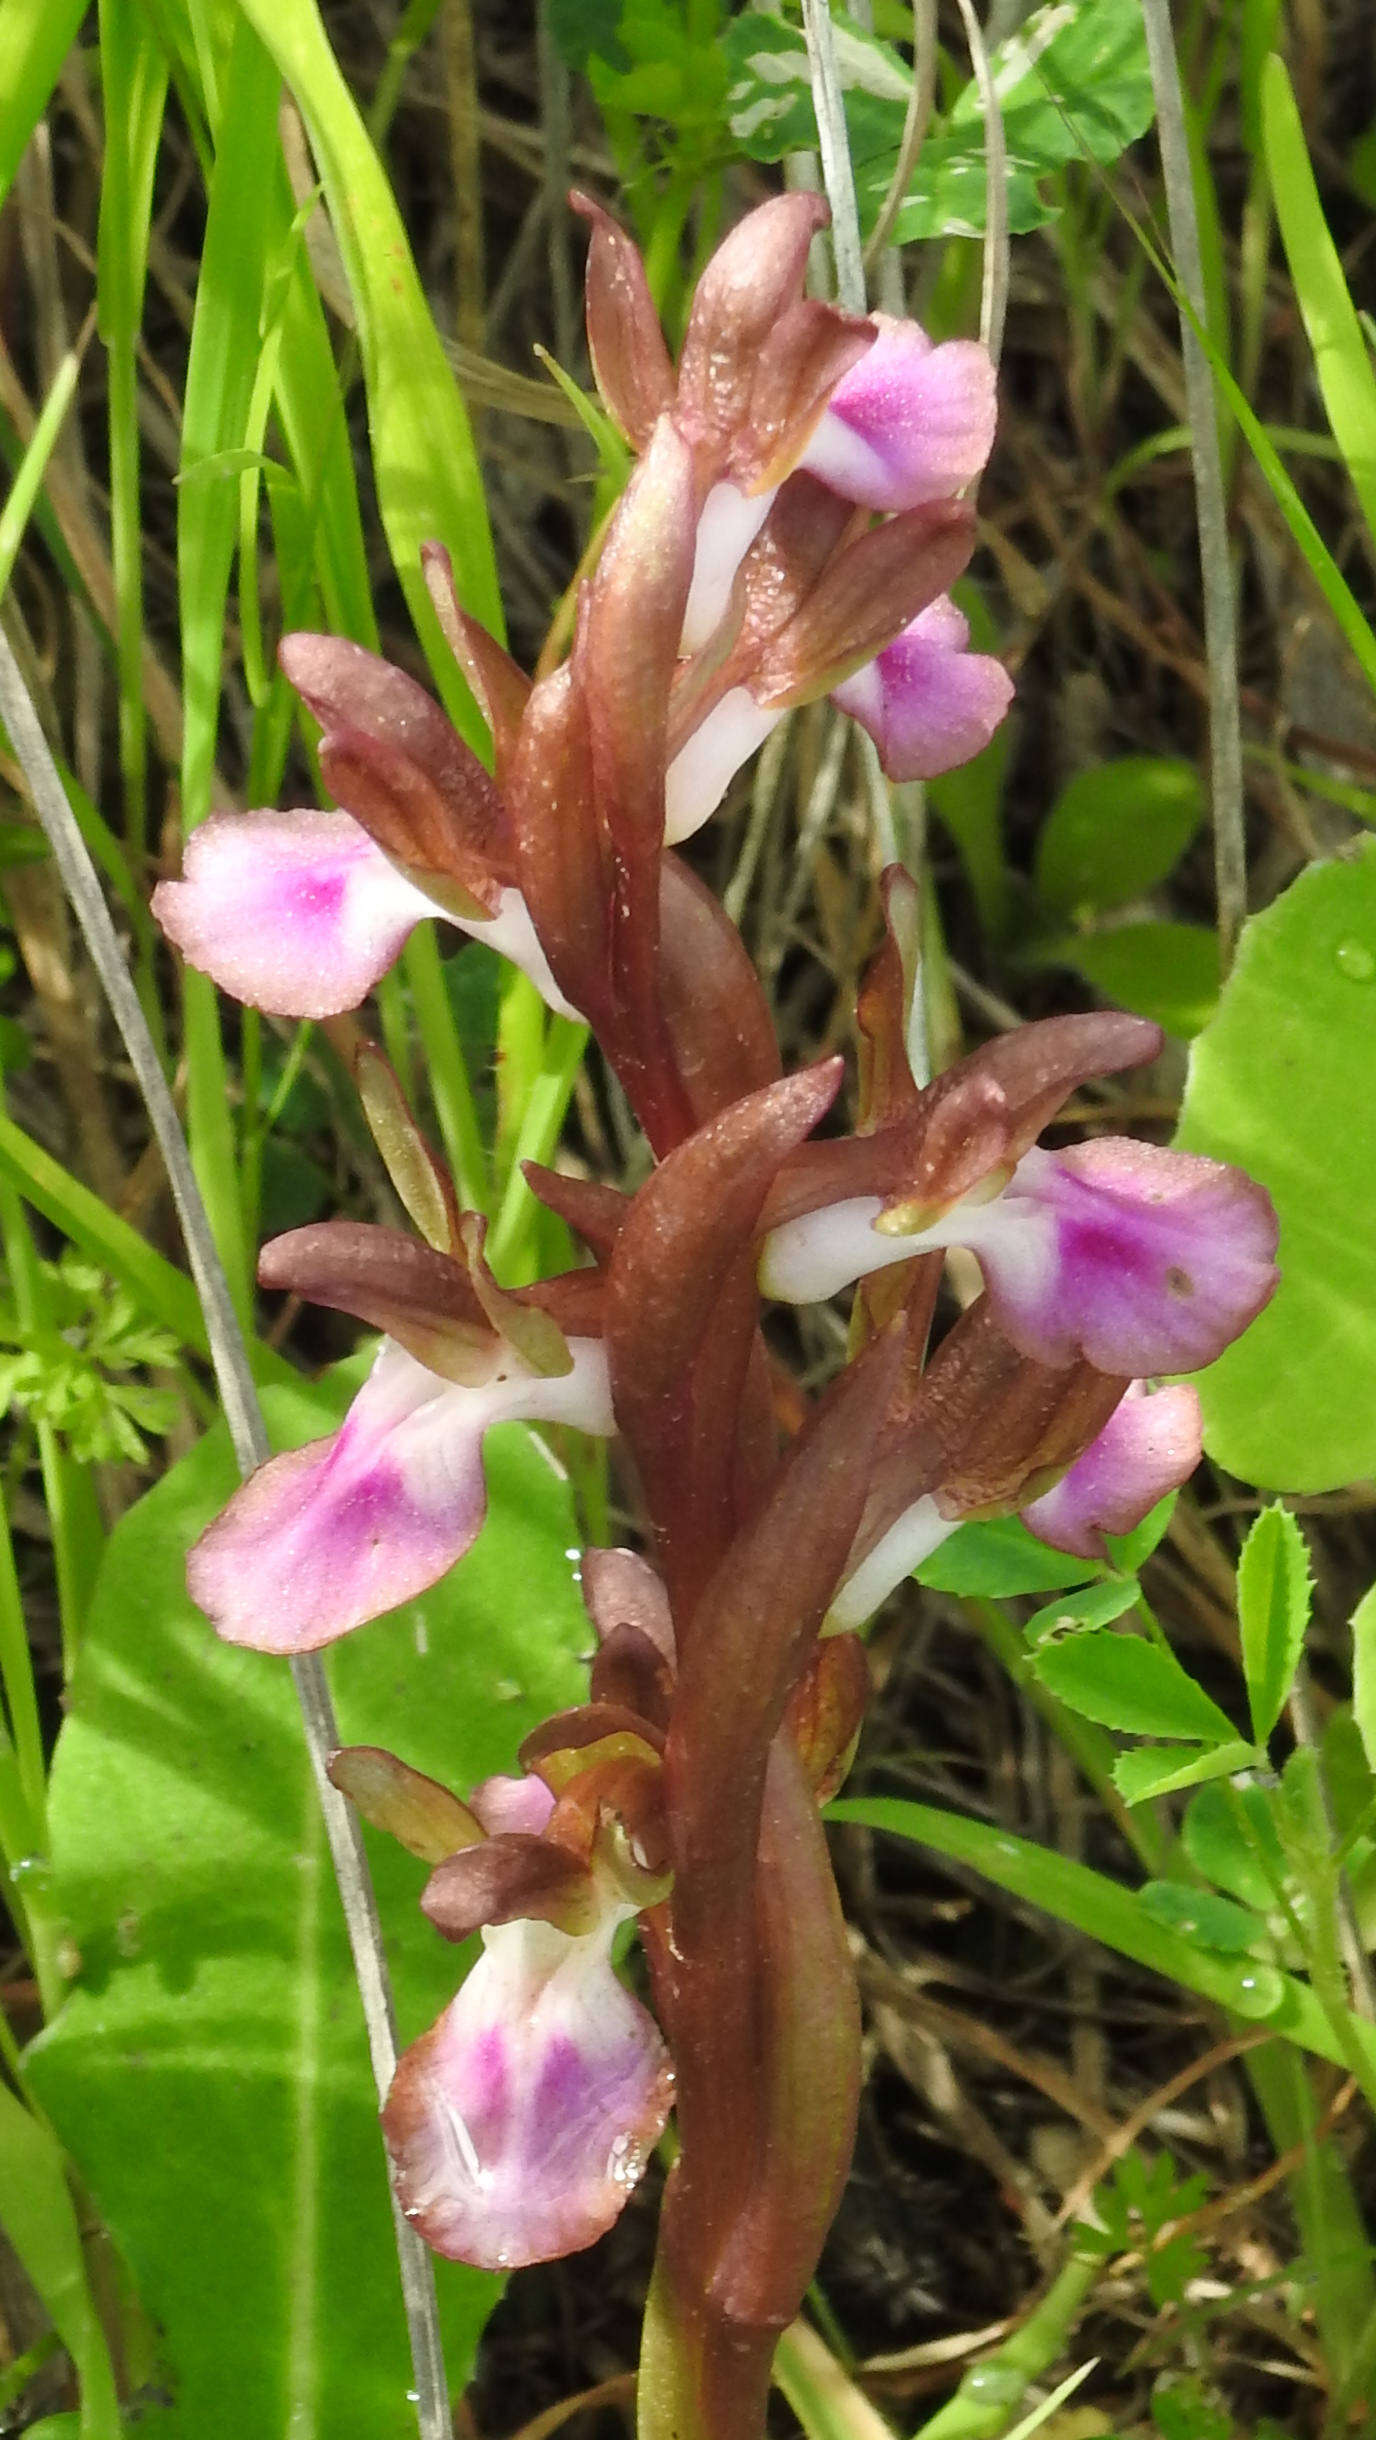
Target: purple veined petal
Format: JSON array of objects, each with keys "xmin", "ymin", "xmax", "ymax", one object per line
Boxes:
[
  {"xmin": 763, "ymin": 1140, "xmax": 1278, "ymax": 1379},
  {"xmin": 830, "ymin": 1493, "xmax": 956, "ymax": 1631},
  {"xmin": 680, "ymin": 479, "xmax": 777, "ymax": 654},
  {"xmin": 831, "ymin": 598, "xmax": 1014, "ymax": 782},
  {"xmin": 473, "ymin": 886, "xmax": 582, "ymax": 1022},
  {"xmin": 796, "ymin": 319, "xmax": 997, "ymax": 513},
  {"xmin": 152, "ymin": 808, "xmax": 447, "ymax": 1019},
  {"xmin": 469, "ymin": 1774, "xmax": 557, "ymax": 1839},
  {"xmin": 664, "ymin": 687, "xmax": 783, "ymax": 845},
  {"xmin": 1021, "ymin": 1382, "xmax": 1203, "ymax": 1560},
  {"xmin": 383, "ymin": 1912, "xmax": 674, "ymax": 2268},
  {"xmin": 188, "ymin": 1336, "xmax": 615, "ymax": 1652},
  {"xmin": 958, "ymin": 1142, "xmax": 1280, "ymax": 1375}
]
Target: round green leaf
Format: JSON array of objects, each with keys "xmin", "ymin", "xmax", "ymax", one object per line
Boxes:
[
  {"xmin": 1051, "ymin": 921, "xmax": 1220, "ymax": 1037},
  {"xmin": 1175, "ymin": 842, "xmax": 1376, "ymax": 1490},
  {"xmin": 1035, "ymin": 757, "xmax": 1204, "ymax": 915}
]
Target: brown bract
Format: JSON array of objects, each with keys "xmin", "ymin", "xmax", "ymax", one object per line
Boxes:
[
  {"xmin": 606, "ymin": 1064, "xmax": 843, "ymax": 1625},
  {"xmin": 278, "ymin": 632, "xmax": 511, "ymax": 910}
]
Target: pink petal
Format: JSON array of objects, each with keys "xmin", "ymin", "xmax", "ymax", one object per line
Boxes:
[
  {"xmin": 189, "ymin": 1338, "xmax": 614, "ymax": 1652},
  {"xmin": 664, "ymin": 688, "xmax": 782, "ymax": 845},
  {"xmin": 797, "ymin": 319, "xmax": 997, "ymax": 512},
  {"xmin": 384, "ymin": 1916, "xmax": 673, "ymax": 2268},
  {"xmin": 831, "ymin": 598, "xmax": 1013, "ymax": 780},
  {"xmin": 1021, "ymin": 1383, "xmax": 1203, "ymax": 1560},
  {"xmin": 152, "ymin": 809, "xmax": 442, "ymax": 1018},
  {"xmin": 188, "ymin": 1343, "xmax": 490, "ymax": 1651},
  {"xmin": 965, "ymin": 1142, "xmax": 1280, "ymax": 1375}
]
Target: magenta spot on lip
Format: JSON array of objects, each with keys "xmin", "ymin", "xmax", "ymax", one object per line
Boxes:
[{"xmin": 282, "ymin": 865, "xmax": 349, "ymax": 926}]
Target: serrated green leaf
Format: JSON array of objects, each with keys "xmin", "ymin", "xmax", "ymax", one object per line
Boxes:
[
  {"xmin": 1113, "ymin": 1741, "xmax": 1256, "ymax": 1806},
  {"xmin": 27, "ymin": 1376, "xmax": 592, "ymax": 2436},
  {"xmin": 1035, "ymin": 757, "xmax": 1204, "ymax": 914},
  {"xmin": 1236, "ymin": 1504, "xmax": 1313, "ymax": 1744},
  {"xmin": 914, "ymin": 1512, "xmax": 1099, "ymax": 1598},
  {"xmin": 1031, "ymin": 1630, "xmax": 1239, "ymax": 1743},
  {"xmin": 1138, "ymin": 1879, "xmax": 1269, "ymax": 1955},
  {"xmin": 1176, "ymin": 843, "xmax": 1376, "ymax": 1490}
]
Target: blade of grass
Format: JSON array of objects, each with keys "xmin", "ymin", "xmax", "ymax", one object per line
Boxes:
[
  {"xmin": 0, "ymin": 2083, "xmax": 121, "ymax": 2440},
  {"xmin": 1140, "ymin": 0, "xmax": 1246, "ymax": 968},
  {"xmin": 1262, "ymin": 52, "xmax": 1376, "ymax": 568},
  {"xmin": 0, "ymin": 332, "xmax": 84, "ymax": 605},
  {"xmin": 96, "ymin": 0, "xmax": 168, "ymax": 870},
  {"xmin": 0, "ymin": 623, "xmax": 452, "ymax": 2440},
  {"xmin": 232, "ymin": 0, "xmax": 503, "ymax": 720},
  {"xmin": 0, "ymin": 0, "xmax": 87, "ymax": 213},
  {"xmin": 177, "ymin": 17, "xmax": 293, "ymax": 1323},
  {"xmin": 827, "ymin": 1796, "xmax": 1376, "ymax": 2084},
  {"xmin": 0, "ymin": 1169, "xmax": 104, "ymax": 1659}
]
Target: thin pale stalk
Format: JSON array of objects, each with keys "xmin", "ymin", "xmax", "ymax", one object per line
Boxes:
[
  {"xmin": 863, "ymin": 0, "xmax": 937, "ymax": 269},
  {"xmin": 1140, "ymin": 0, "xmax": 1246, "ymax": 968},
  {"xmin": 951, "ymin": 0, "xmax": 1008, "ymax": 366},
  {"xmin": 0, "ymin": 623, "xmax": 452, "ymax": 2440},
  {"xmin": 800, "ymin": 0, "xmax": 867, "ymax": 313}
]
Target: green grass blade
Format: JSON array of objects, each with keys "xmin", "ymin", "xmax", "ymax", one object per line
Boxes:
[
  {"xmin": 96, "ymin": 0, "xmax": 168, "ymax": 865},
  {"xmin": 827, "ymin": 1796, "xmax": 1376, "ymax": 2085},
  {"xmin": 0, "ymin": 342, "xmax": 81, "ymax": 604},
  {"xmin": 177, "ymin": 18, "xmax": 290, "ymax": 1319},
  {"xmin": 0, "ymin": 2083, "xmax": 121, "ymax": 2440},
  {"xmin": 0, "ymin": 0, "xmax": 87, "ymax": 214},
  {"xmin": 1262, "ymin": 52, "xmax": 1376, "ymax": 566},
  {"xmin": 231, "ymin": 0, "xmax": 503, "ymax": 730}
]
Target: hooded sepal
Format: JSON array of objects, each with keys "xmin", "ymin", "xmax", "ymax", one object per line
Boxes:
[
  {"xmin": 279, "ymin": 632, "xmax": 511, "ymax": 903},
  {"xmin": 674, "ymin": 192, "xmax": 829, "ymax": 464},
  {"xmin": 572, "ymin": 189, "xmax": 676, "ymax": 448}
]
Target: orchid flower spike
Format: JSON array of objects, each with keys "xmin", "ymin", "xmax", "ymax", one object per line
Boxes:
[
  {"xmin": 153, "ymin": 635, "xmax": 577, "ymax": 1022},
  {"xmin": 760, "ymin": 1003, "xmax": 1279, "ymax": 1382},
  {"xmin": 331, "ymin": 1717, "xmax": 673, "ymax": 2267},
  {"xmin": 188, "ymin": 1221, "xmax": 613, "ymax": 1651}
]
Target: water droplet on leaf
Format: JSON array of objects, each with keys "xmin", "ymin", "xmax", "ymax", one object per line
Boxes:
[{"xmin": 1335, "ymin": 937, "xmax": 1374, "ymax": 981}]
